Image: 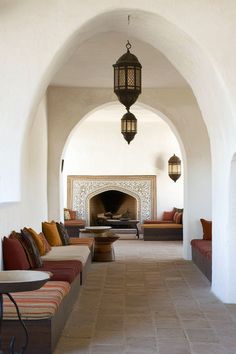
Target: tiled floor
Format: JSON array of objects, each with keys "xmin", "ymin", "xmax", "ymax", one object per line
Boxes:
[{"xmin": 54, "ymin": 240, "xmax": 236, "ymax": 354}]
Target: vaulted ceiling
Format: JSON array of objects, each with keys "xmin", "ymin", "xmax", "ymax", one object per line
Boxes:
[{"xmin": 51, "ymin": 32, "xmax": 187, "ymax": 88}]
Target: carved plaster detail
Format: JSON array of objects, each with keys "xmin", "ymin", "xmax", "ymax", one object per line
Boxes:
[{"xmin": 67, "ymin": 175, "xmax": 156, "ymax": 224}]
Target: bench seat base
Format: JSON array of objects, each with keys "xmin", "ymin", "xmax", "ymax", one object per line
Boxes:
[
  {"xmin": 1, "ymin": 275, "xmax": 80, "ymax": 354},
  {"xmin": 191, "ymin": 240, "xmax": 212, "ymax": 282},
  {"xmin": 142, "ymin": 224, "xmax": 183, "ymax": 241}
]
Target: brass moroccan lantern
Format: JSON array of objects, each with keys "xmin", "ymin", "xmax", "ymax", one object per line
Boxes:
[
  {"xmin": 113, "ymin": 40, "xmax": 142, "ymax": 144},
  {"xmin": 121, "ymin": 111, "xmax": 137, "ymax": 144},
  {"xmin": 113, "ymin": 40, "xmax": 142, "ymax": 110},
  {"xmin": 168, "ymin": 154, "xmax": 181, "ymax": 182}
]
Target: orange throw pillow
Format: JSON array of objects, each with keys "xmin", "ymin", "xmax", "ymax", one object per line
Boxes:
[
  {"xmin": 42, "ymin": 221, "xmax": 62, "ymax": 246},
  {"xmin": 200, "ymin": 218, "xmax": 212, "ymax": 241},
  {"xmin": 39, "ymin": 232, "xmax": 52, "ymax": 253},
  {"xmin": 27, "ymin": 228, "xmax": 46, "ymax": 256}
]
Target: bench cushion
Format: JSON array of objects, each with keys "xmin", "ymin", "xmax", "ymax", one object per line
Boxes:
[
  {"xmin": 143, "ymin": 223, "xmax": 183, "ymax": 229},
  {"xmin": 32, "ymin": 260, "xmax": 82, "ymax": 283},
  {"xmin": 142, "ymin": 223, "xmax": 183, "ymax": 241},
  {"xmin": 64, "ymin": 220, "xmax": 85, "ymax": 226},
  {"xmin": 191, "ymin": 239, "xmax": 212, "ymax": 260},
  {"xmin": 41, "ymin": 245, "xmax": 90, "ymax": 266},
  {"xmin": 143, "ymin": 220, "xmax": 174, "ymax": 224},
  {"xmin": 3, "ymin": 281, "xmax": 70, "ymax": 320},
  {"xmin": 69, "ymin": 237, "xmax": 94, "ymax": 249}
]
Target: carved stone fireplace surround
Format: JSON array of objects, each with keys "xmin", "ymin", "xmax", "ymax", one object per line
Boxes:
[{"xmin": 67, "ymin": 175, "xmax": 157, "ymax": 225}]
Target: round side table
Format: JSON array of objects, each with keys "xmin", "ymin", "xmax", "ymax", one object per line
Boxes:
[
  {"xmin": 0, "ymin": 270, "xmax": 50, "ymax": 354},
  {"xmin": 85, "ymin": 226, "xmax": 120, "ymax": 262}
]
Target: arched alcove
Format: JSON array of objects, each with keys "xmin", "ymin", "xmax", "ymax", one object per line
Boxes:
[{"xmin": 6, "ymin": 1, "xmax": 236, "ymax": 299}]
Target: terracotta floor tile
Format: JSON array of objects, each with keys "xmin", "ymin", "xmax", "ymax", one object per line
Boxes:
[{"xmin": 53, "ymin": 240, "xmax": 236, "ymax": 354}]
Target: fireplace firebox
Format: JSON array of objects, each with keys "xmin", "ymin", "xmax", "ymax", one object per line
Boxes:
[{"xmin": 89, "ymin": 190, "xmax": 137, "ymax": 225}]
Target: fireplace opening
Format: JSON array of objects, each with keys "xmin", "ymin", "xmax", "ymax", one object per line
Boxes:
[{"xmin": 89, "ymin": 190, "xmax": 137, "ymax": 226}]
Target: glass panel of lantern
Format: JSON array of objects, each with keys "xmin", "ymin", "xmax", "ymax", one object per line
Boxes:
[
  {"xmin": 127, "ymin": 67, "xmax": 135, "ymax": 88},
  {"xmin": 119, "ymin": 67, "xmax": 126, "ymax": 88}
]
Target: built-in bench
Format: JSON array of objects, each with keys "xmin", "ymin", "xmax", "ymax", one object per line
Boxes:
[
  {"xmin": 142, "ymin": 223, "xmax": 183, "ymax": 241},
  {"xmin": 1, "ymin": 280, "xmax": 78, "ymax": 354},
  {"xmin": 64, "ymin": 208, "xmax": 86, "ymax": 237},
  {"xmin": 191, "ymin": 239, "xmax": 212, "ymax": 282},
  {"xmin": 1, "ymin": 223, "xmax": 93, "ymax": 354},
  {"xmin": 190, "ymin": 218, "xmax": 212, "ymax": 282}
]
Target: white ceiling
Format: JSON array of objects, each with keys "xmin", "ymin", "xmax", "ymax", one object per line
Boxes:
[{"xmin": 51, "ymin": 32, "xmax": 187, "ymax": 88}]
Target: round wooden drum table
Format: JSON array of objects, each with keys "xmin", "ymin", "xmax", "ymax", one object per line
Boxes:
[{"xmin": 85, "ymin": 226, "xmax": 120, "ymax": 262}]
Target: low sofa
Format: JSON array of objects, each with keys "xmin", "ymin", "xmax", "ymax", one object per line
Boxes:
[
  {"xmin": 190, "ymin": 218, "xmax": 212, "ymax": 282},
  {"xmin": 142, "ymin": 208, "xmax": 183, "ymax": 241},
  {"xmin": 1, "ymin": 221, "xmax": 94, "ymax": 354}
]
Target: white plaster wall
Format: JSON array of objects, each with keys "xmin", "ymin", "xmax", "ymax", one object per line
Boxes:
[
  {"xmin": 0, "ymin": 1, "xmax": 234, "ymax": 301},
  {"xmin": 0, "ymin": 96, "xmax": 48, "ymax": 245},
  {"xmin": 63, "ymin": 105, "xmax": 183, "ymax": 219}
]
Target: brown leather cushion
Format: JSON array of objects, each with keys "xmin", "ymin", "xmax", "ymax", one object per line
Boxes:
[
  {"xmin": 21, "ymin": 228, "xmax": 43, "ymax": 268},
  {"xmin": 200, "ymin": 218, "xmax": 212, "ymax": 241},
  {"xmin": 56, "ymin": 222, "xmax": 70, "ymax": 245}
]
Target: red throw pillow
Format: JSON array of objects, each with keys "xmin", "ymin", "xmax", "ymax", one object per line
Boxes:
[
  {"xmin": 2, "ymin": 237, "xmax": 30, "ymax": 270},
  {"xmin": 69, "ymin": 210, "xmax": 77, "ymax": 220},
  {"xmin": 162, "ymin": 210, "xmax": 175, "ymax": 221},
  {"xmin": 200, "ymin": 218, "xmax": 212, "ymax": 241}
]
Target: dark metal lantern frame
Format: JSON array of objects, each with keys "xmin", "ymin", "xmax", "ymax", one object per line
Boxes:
[
  {"xmin": 121, "ymin": 111, "xmax": 137, "ymax": 144},
  {"xmin": 168, "ymin": 154, "xmax": 181, "ymax": 182},
  {"xmin": 113, "ymin": 41, "xmax": 142, "ymax": 111},
  {"xmin": 113, "ymin": 41, "xmax": 142, "ymax": 144}
]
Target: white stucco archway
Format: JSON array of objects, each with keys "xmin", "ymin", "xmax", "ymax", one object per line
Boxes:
[{"xmin": 0, "ymin": 2, "xmax": 236, "ymax": 302}]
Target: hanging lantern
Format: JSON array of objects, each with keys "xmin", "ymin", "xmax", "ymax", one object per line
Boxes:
[
  {"xmin": 121, "ymin": 111, "xmax": 137, "ymax": 144},
  {"xmin": 113, "ymin": 41, "xmax": 142, "ymax": 111},
  {"xmin": 168, "ymin": 154, "xmax": 181, "ymax": 182}
]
